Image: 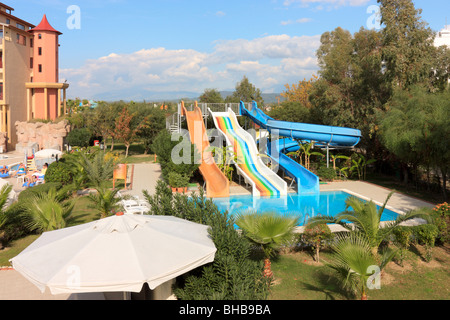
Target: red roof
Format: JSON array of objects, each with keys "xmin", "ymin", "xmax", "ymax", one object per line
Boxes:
[{"xmin": 30, "ymin": 14, "xmax": 62, "ymax": 35}]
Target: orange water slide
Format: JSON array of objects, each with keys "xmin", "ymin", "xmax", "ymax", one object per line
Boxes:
[{"xmin": 181, "ymin": 102, "xmax": 230, "ymax": 198}]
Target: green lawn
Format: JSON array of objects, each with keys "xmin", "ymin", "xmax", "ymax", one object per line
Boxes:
[
  {"xmin": 0, "ymin": 195, "xmax": 97, "ymax": 266},
  {"xmin": 270, "ymin": 244, "xmax": 450, "ymax": 300}
]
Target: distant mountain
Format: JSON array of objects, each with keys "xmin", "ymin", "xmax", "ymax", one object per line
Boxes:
[
  {"xmin": 91, "ymin": 89, "xmax": 200, "ymax": 102},
  {"xmin": 89, "ymin": 89, "xmax": 284, "ymax": 104},
  {"xmin": 219, "ymin": 91, "xmax": 284, "ymax": 104}
]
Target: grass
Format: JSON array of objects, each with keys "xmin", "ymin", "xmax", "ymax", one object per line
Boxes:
[
  {"xmin": 270, "ymin": 243, "xmax": 450, "ymax": 300},
  {"xmin": 0, "ymin": 195, "xmax": 98, "ymax": 266},
  {"xmin": 366, "ymin": 173, "xmax": 447, "ymax": 205}
]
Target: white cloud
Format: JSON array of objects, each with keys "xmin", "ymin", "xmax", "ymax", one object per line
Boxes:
[
  {"xmin": 283, "ymin": 0, "xmax": 370, "ymax": 8},
  {"xmin": 61, "ymin": 34, "xmax": 321, "ymax": 99},
  {"xmin": 281, "ymin": 18, "xmax": 313, "ymax": 25}
]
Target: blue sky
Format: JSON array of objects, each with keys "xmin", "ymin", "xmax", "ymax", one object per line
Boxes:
[{"xmin": 10, "ymin": 0, "xmax": 450, "ymax": 100}]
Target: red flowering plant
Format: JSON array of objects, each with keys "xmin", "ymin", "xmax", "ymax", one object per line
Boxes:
[
  {"xmin": 432, "ymin": 202, "xmax": 450, "ymax": 244},
  {"xmin": 301, "ymin": 223, "xmax": 334, "ymax": 263}
]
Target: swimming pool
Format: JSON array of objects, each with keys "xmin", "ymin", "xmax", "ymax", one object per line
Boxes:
[{"xmin": 213, "ymin": 191, "xmax": 400, "ymax": 226}]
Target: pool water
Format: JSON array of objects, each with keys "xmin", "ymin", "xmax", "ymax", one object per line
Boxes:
[{"xmin": 213, "ymin": 191, "xmax": 399, "ymax": 226}]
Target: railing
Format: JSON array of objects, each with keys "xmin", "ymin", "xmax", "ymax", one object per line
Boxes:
[{"xmin": 167, "ymin": 102, "xmax": 253, "ymax": 134}]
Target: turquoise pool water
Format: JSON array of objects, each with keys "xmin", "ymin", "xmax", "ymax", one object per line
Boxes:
[{"xmin": 213, "ymin": 191, "xmax": 399, "ymax": 226}]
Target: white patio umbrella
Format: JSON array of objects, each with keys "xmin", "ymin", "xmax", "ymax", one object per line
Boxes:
[
  {"xmin": 10, "ymin": 214, "xmax": 216, "ymax": 295},
  {"xmin": 34, "ymin": 149, "xmax": 63, "ymax": 159}
]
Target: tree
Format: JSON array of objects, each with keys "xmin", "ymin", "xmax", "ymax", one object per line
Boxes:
[
  {"xmin": 310, "ymin": 27, "xmax": 389, "ymax": 154},
  {"xmin": 430, "ymin": 45, "xmax": 450, "ymax": 91},
  {"xmin": 112, "ymin": 106, "xmax": 147, "ymax": 157},
  {"xmin": 235, "ymin": 211, "xmax": 299, "ymax": 278},
  {"xmin": 307, "ymin": 192, "xmax": 431, "ymax": 257},
  {"xmin": 378, "ymin": 0, "xmax": 436, "ymax": 90},
  {"xmin": 268, "ymin": 101, "xmax": 311, "ymax": 124},
  {"xmin": 226, "ymin": 76, "xmax": 264, "ymax": 105},
  {"xmin": 144, "ymin": 181, "xmax": 271, "ymax": 300},
  {"xmin": 199, "ymin": 88, "xmax": 224, "ymax": 103},
  {"xmin": 87, "ymin": 185, "xmax": 122, "ymax": 219},
  {"xmin": 327, "ymin": 232, "xmax": 394, "ymax": 300},
  {"xmin": 22, "ymin": 188, "xmax": 76, "ymax": 233},
  {"xmin": 79, "ymin": 151, "xmax": 116, "ymax": 189},
  {"xmin": 87, "ymin": 102, "xmax": 121, "ymax": 151},
  {"xmin": 66, "ymin": 128, "xmax": 92, "ymax": 148},
  {"xmin": 133, "ymin": 106, "xmax": 166, "ymax": 155},
  {"xmin": 380, "ymin": 86, "xmax": 450, "ymax": 200},
  {"xmin": 0, "ymin": 184, "xmax": 13, "ymax": 249},
  {"xmin": 302, "ymin": 223, "xmax": 334, "ymax": 263},
  {"xmin": 281, "ymin": 75, "xmax": 318, "ymax": 108}
]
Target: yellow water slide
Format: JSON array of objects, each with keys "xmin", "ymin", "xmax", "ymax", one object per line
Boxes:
[{"xmin": 181, "ymin": 102, "xmax": 230, "ymax": 198}]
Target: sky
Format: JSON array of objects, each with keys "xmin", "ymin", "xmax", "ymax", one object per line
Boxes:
[{"xmin": 10, "ymin": 0, "xmax": 450, "ymax": 100}]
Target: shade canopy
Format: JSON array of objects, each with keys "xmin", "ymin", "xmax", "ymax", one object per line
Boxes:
[
  {"xmin": 34, "ymin": 149, "xmax": 63, "ymax": 159},
  {"xmin": 10, "ymin": 214, "xmax": 216, "ymax": 295}
]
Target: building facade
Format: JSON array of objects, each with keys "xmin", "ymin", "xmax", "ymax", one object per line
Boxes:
[
  {"xmin": 0, "ymin": 2, "xmax": 68, "ymax": 151},
  {"xmin": 435, "ymin": 25, "xmax": 450, "ymax": 48}
]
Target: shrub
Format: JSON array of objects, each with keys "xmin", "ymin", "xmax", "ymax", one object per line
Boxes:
[
  {"xmin": 411, "ymin": 224, "xmax": 439, "ymax": 262},
  {"xmin": 432, "ymin": 203, "xmax": 450, "ymax": 244},
  {"xmin": 143, "ymin": 180, "xmax": 270, "ymax": 300},
  {"xmin": 392, "ymin": 226, "xmax": 413, "ymax": 266},
  {"xmin": 301, "ymin": 223, "xmax": 334, "ymax": 262},
  {"xmin": 168, "ymin": 172, "xmax": 189, "ymax": 188},
  {"xmin": 66, "ymin": 128, "xmax": 93, "ymax": 148},
  {"xmin": 45, "ymin": 161, "xmax": 73, "ymax": 185},
  {"xmin": 152, "ymin": 130, "xmax": 200, "ymax": 181},
  {"xmin": 317, "ymin": 167, "xmax": 337, "ymax": 181}
]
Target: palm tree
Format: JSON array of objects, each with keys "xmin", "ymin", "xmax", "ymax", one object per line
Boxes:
[
  {"xmin": 307, "ymin": 191, "xmax": 431, "ymax": 257},
  {"xmin": 0, "ymin": 184, "xmax": 13, "ymax": 250},
  {"xmin": 79, "ymin": 151, "xmax": 116, "ymax": 188},
  {"xmin": 327, "ymin": 232, "xmax": 395, "ymax": 300},
  {"xmin": 22, "ymin": 188, "xmax": 76, "ymax": 233},
  {"xmin": 235, "ymin": 211, "xmax": 299, "ymax": 278},
  {"xmin": 87, "ymin": 184, "xmax": 122, "ymax": 219},
  {"xmin": 0, "ymin": 184, "xmax": 13, "ymax": 229}
]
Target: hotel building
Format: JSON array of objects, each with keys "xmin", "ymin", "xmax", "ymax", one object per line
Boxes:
[{"xmin": 0, "ymin": 2, "xmax": 68, "ymax": 150}]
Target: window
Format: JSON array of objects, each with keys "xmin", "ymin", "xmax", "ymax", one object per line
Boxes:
[
  {"xmin": 16, "ymin": 33, "xmax": 26, "ymax": 45},
  {"xmin": 5, "ymin": 19, "xmax": 10, "ymax": 25},
  {"xmin": 30, "ymin": 57, "xmax": 33, "ymax": 69},
  {"xmin": 38, "ymin": 34, "xmax": 42, "ymax": 39},
  {"xmin": 38, "ymin": 47, "xmax": 42, "ymax": 55},
  {"xmin": 16, "ymin": 23, "xmax": 25, "ymax": 30},
  {"xmin": 38, "ymin": 64, "xmax": 42, "ymax": 73},
  {"xmin": 30, "ymin": 38, "xmax": 33, "ymax": 47}
]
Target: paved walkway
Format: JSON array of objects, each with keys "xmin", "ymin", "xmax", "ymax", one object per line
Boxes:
[{"xmin": 122, "ymin": 163, "xmax": 162, "ymax": 199}]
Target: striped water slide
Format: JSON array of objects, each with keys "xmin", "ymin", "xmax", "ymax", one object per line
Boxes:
[{"xmin": 210, "ymin": 108, "xmax": 287, "ymax": 197}]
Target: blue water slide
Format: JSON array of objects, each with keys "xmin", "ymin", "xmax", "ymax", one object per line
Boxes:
[
  {"xmin": 240, "ymin": 101, "xmax": 362, "ymax": 194},
  {"xmin": 268, "ymin": 139, "xmax": 320, "ymax": 194}
]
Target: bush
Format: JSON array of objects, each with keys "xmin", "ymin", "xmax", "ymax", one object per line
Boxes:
[
  {"xmin": 301, "ymin": 223, "xmax": 334, "ymax": 262},
  {"xmin": 143, "ymin": 181, "xmax": 270, "ymax": 300},
  {"xmin": 411, "ymin": 224, "xmax": 439, "ymax": 262},
  {"xmin": 152, "ymin": 130, "xmax": 200, "ymax": 181},
  {"xmin": 45, "ymin": 161, "xmax": 73, "ymax": 185},
  {"xmin": 317, "ymin": 167, "xmax": 337, "ymax": 181},
  {"xmin": 18, "ymin": 182, "xmax": 63, "ymax": 201},
  {"xmin": 392, "ymin": 226, "xmax": 413, "ymax": 266},
  {"xmin": 432, "ymin": 203, "xmax": 450, "ymax": 244},
  {"xmin": 168, "ymin": 172, "xmax": 189, "ymax": 188},
  {"xmin": 66, "ymin": 128, "xmax": 93, "ymax": 148}
]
